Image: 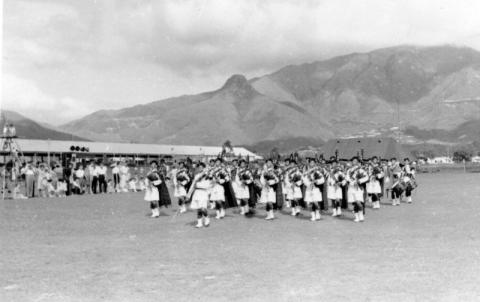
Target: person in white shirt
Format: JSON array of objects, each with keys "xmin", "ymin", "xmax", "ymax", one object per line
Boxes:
[
  {"xmin": 189, "ymin": 163, "xmax": 212, "ymax": 228},
  {"xmin": 112, "ymin": 163, "xmax": 120, "ymax": 192},
  {"xmin": 24, "ymin": 163, "xmax": 36, "ymax": 198},
  {"xmin": 90, "ymin": 162, "xmax": 99, "ymax": 194},
  {"xmin": 96, "ymin": 162, "xmax": 107, "ymax": 193},
  {"xmin": 74, "ymin": 165, "xmax": 86, "ymax": 194},
  {"xmin": 119, "ymin": 162, "xmax": 129, "ymax": 192}
]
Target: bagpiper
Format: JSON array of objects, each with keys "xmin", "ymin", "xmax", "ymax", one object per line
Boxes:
[
  {"xmin": 188, "ymin": 163, "xmax": 212, "ymax": 228},
  {"xmin": 173, "ymin": 162, "xmax": 191, "ymax": 213},
  {"xmin": 328, "ymin": 162, "xmax": 346, "ymax": 217},
  {"xmin": 366, "ymin": 157, "xmax": 384, "ymax": 209},
  {"xmin": 303, "ymin": 164, "xmax": 324, "ymax": 221},
  {"xmin": 346, "ymin": 157, "xmax": 369, "ymax": 222},
  {"xmin": 259, "ymin": 159, "xmax": 279, "ymax": 220}
]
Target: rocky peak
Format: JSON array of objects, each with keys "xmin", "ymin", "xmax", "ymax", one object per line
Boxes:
[{"xmin": 220, "ymin": 74, "xmax": 260, "ymax": 99}]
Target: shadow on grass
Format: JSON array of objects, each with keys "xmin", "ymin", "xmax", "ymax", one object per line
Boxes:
[{"xmin": 333, "ymin": 214, "xmax": 355, "ymax": 221}]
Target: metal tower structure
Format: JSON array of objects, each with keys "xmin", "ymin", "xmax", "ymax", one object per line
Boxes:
[{"xmin": 1, "ymin": 121, "xmax": 25, "ymax": 199}]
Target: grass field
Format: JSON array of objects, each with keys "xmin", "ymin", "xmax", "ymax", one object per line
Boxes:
[{"xmin": 1, "ymin": 172, "xmax": 480, "ymax": 302}]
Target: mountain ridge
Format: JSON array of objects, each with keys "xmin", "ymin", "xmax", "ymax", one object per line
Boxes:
[
  {"xmin": 0, "ymin": 110, "xmax": 89, "ymax": 141},
  {"xmin": 58, "ymin": 45, "xmax": 480, "ymax": 145}
]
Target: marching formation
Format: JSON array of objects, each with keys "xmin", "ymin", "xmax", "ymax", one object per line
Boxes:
[{"xmin": 144, "ymin": 156, "xmax": 418, "ymax": 228}]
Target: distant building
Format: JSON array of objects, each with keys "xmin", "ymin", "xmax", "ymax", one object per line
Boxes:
[
  {"xmin": 427, "ymin": 157, "xmax": 454, "ymax": 164},
  {"xmin": 322, "ymin": 137, "xmax": 410, "ymax": 160},
  {"xmin": 0, "ymin": 139, "xmax": 262, "ymax": 164},
  {"xmin": 471, "ymin": 156, "xmax": 480, "ymax": 163}
]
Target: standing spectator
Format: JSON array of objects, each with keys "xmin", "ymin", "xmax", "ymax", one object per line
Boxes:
[
  {"xmin": 91, "ymin": 162, "xmax": 99, "ymax": 194},
  {"xmin": 53, "ymin": 164, "xmax": 63, "ymax": 189},
  {"xmin": 84, "ymin": 161, "xmax": 92, "ymax": 194},
  {"xmin": 56, "ymin": 179, "xmax": 67, "ymax": 197},
  {"xmin": 97, "ymin": 162, "xmax": 107, "ymax": 193},
  {"xmin": 64, "ymin": 162, "xmax": 73, "ymax": 196},
  {"xmin": 74, "ymin": 164, "xmax": 86, "ymax": 194},
  {"xmin": 24, "ymin": 163, "xmax": 36, "ymax": 198},
  {"xmin": 112, "ymin": 162, "xmax": 120, "ymax": 192},
  {"xmin": 37, "ymin": 164, "xmax": 48, "ymax": 198},
  {"xmin": 119, "ymin": 161, "xmax": 129, "ymax": 192}
]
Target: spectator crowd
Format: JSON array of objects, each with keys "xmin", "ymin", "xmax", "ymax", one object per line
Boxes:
[{"xmin": 2, "ymin": 160, "xmax": 156, "ymax": 199}]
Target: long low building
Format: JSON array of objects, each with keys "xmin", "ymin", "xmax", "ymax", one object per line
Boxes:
[
  {"xmin": 322, "ymin": 137, "xmax": 410, "ymax": 160},
  {"xmin": 1, "ymin": 139, "xmax": 263, "ymax": 163}
]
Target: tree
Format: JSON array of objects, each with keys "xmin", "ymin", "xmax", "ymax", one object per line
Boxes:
[
  {"xmin": 453, "ymin": 149, "xmax": 472, "ymax": 162},
  {"xmin": 270, "ymin": 147, "xmax": 279, "ymax": 160},
  {"xmin": 222, "ymin": 140, "xmax": 233, "ymax": 155}
]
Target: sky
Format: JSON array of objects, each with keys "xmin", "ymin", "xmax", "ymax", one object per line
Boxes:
[{"xmin": 2, "ymin": 0, "xmax": 480, "ymax": 125}]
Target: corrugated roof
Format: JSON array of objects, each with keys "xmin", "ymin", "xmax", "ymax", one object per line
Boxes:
[
  {"xmin": 9, "ymin": 139, "xmax": 263, "ymax": 160},
  {"xmin": 322, "ymin": 137, "xmax": 410, "ymax": 160}
]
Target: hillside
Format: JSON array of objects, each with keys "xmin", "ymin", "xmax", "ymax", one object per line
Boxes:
[
  {"xmin": 62, "ymin": 45, "xmax": 480, "ymax": 146},
  {"xmin": 62, "ymin": 75, "xmax": 333, "ymax": 145},
  {"xmin": 0, "ymin": 110, "xmax": 88, "ymax": 141}
]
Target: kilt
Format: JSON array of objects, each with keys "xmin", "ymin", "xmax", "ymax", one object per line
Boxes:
[
  {"xmin": 157, "ymin": 181, "xmax": 172, "ymax": 207},
  {"xmin": 174, "ymin": 185, "xmax": 187, "ymax": 197},
  {"xmin": 190, "ymin": 189, "xmax": 209, "ymax": 209},
  {"xmin": 233, "ymin": 182, "xmax": 250, "ymax": 199},
  {"xmin": 144, "ymin": 186, "xmax": 159, "ymax": 202},
  {"xmin": 366, "ymin": 180, "xmax": 382, "ymax": 194},
  {"xmin": 327, "ymin": 185, "xmax": 342, "ymax": 200},
  {"xmin": 274, "ymin": 182, "xmax": 284, "ymax": 209},
  {"xmin": 259, "ymin": 186, "xmax": 276, "ymax": 204},
  {"xmin": 222, "ymin": 181, "xmax": 238, "ymax": 208},
  {"xmin": 293, "ymin": 186, "xmax": 303, "ymax": 199},
  {"xmin": 285, "ymin": 186, "xmax": 294, "ymax": 200},
  {"xmin": 347, "ymin": 185, "xmax": 364, "ymax": 203},
  {"xmin": 210, "ymin": 184, "xmax": 225, "ymax": 201},
  {"xmin": 247, "ymin": 182, "xmax": 259, "ymax": 208},
  {"xmin": 304, "ymin": 186, "xmax": 322, "ymax": 203}
]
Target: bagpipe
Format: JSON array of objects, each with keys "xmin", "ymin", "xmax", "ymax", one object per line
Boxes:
[
  {"xmin": 263, "ymin": 168, "xmax": 279, "ymax": 187},
  {"xmin": 334, "ymin": 170, "xmax": 346, "ymax": 189},
  {"xmin": 305, "ymin": 166, "xmax": 325, "ymax": 186},
  {"xmin": 186, "ymin": 170, "xmax": 210, "ymax": 200},
  {"xmin": 367, "ymin": 165, "xmax": 384, "ymax": 182},
  {"xmin": 238, "ymin": 168, "xmax": 253, "ymax": 185},
  {"xmin": 175, "ymin": 168, "xmax": 190, "ymax": 186},
  {"xmin": 210, "ymin": 166, "xmax": 229, "ymax": 184},
  {"xmin": 347, "ymin": 166, "xmax": 368, "ymax": 188},
  {"xmin": 147, "ymin": 170, "xmax": 162, "ymax": 186},
  {"xmin": 289, "ymin": 169, "xmax": 303, "ymax": 187}
]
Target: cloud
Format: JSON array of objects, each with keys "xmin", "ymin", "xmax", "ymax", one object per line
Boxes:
[
  {"xmin": 3, "ymin": 0, "xmax": 480, "ymax": 125},
  {"xmin": 1, "ymin": 74, "xmax": 93, "ymax": 124}
]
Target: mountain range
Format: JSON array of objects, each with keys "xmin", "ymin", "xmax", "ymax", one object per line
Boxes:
[
  {"xmin": 7, "ymin": 45, "xmax": 480, "ymax": 149},
  {"xmin": 0, "ymin": 110, "xmax": 88, "ymax": 141}
]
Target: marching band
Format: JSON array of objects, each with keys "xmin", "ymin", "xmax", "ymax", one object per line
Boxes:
[{"xmin": 143, "ymin": 156, "xmax": 418, "ymax": 228}]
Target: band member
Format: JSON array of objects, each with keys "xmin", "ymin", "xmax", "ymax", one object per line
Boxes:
[
  {"xmin": 288, "ymin": 167, "xmax": 303, "ymax": 216},
  {"xmin": 156, "ymin": 160, "xmax": 172, "ymax": 209},
  {"xmin": 247, "ymin": 161, "xmax": 261, "ymax": 214},
  {"xmin": 259, "ymin": 160, "xmax": 278, "ymax": 220},
  {"xmin": 146, "ymin": 165, "xmax": 162, "ymax": 218},
  {"xmin": 328, "ymin": 164, "xmax": 345, "ymax": 217},
  {"xmin": 144, "ymin": 175, "xmax": 160, "ymax": 217},
  {"xmin": 273, "ymin": 163, "xmax": 284, "ymax": 211},
  {"xmin": 283, "ymin": 159, "xmax": 295, "ymax": 209},
  {"xmin": 189, "ymin": 163, "xmax": 212, "ymax": 228},
  {"xmin": 346, "ymin": 157, "xmax": 369, "ymax": 222},
  {"xmin": 215, "ymin": 158, "xmax": 238, "ymax": 210},
  {"xmin": 303, "ymin": 166, "xmax": 324, "ymax": 221},
  {"xmin": 367, "ymin": 159, "xmax": 384, "ymax": 209},
  {"xmin": 234, "ymin": 161, "xmax": 251, "ymax": 215},
  {"xmin": 403, "ymin": 158, "xmax": 415, "ymax": 203},
  {"xmin": 389, "ymin": 158, "xmax": 403, "ymax": 206},
  {"xmin": 210, "ymin": 173, "xmax": 226, "ymax": 219},
  {"xmin": 173, "ymin": 162, "xmax": 190, "ymax": 213}
]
